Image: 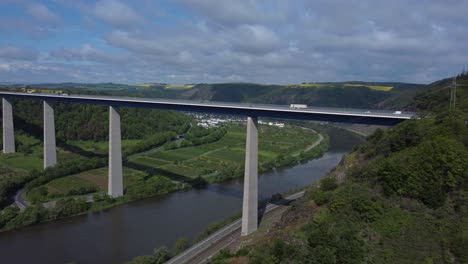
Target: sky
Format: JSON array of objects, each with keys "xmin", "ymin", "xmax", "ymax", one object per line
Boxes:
[{"xmin": 0, "ymin": 0, "xmax": 467, "ymax": 84}]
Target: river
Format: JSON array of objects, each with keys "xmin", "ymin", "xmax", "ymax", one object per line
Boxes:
[{"xmin": 0, "ymin": 127, "xmax": 364, "ymax": 264}]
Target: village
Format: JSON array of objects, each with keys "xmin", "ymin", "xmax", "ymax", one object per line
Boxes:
[{"xmin": 192, "ymin": 113, "xmax": 285, "ymax": 128}]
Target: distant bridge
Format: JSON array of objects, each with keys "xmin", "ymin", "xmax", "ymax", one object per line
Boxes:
[{"xmin": 0, "ymin": 91, "xmax": 416, "ymax": 236}]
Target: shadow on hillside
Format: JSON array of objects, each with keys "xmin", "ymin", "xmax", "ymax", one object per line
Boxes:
[
  {"xmin": 123, "ymin": 161, "xmax": 193, "ymax": 183},
  {"xmin": 15, "ymin": 116, "xmax": 106, "ymax": 158},
  {"xmin": 257, "ymin": 197, "xmax": 294, "ymax": 226}
]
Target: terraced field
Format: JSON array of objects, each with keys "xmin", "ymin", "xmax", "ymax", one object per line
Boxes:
[
  {"xmin": 343, "ymin": 83, "xmax": 393, "ymax": 91},
  {"xmin": 45, "ymin": 166, "xmax": 148, "ymax": 196},
  {"xmin": 67, "ymin": 139, "xmax": 141, "ymax": 155},
  {"xmin": 285, "ymin": 83, "xmax": 394, "ymax": 91},
  {"xmin": 128, "ymin": 124, "xmax": 320, "ymax": 180}
]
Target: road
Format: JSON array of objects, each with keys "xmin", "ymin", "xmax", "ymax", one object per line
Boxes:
[
  {"xmin": 306, "ymin": 132, "xmax": 324, "ymax": 151},
  {"xmin": 13, "ymin": 189, "xmax": 27, "ymax": 211},
  {"xmin": 166, "ymin": 191, "xmax": 305, "ymax": 264},
  {"xmin": 291, "ymin": 128, "xmax": 324, "ymax": 157},
  {"xmin": 0, "ymin": 91, "xmax": 416, "ymax": 125}
]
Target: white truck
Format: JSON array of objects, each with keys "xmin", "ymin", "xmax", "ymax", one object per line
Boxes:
[
  {"xmin": 393, "ymin": 111, "xmax": 402, "ymax": 115},
  {"xmin": 290, "ymin": 104, "xmax": 307, "ymax": 109}
]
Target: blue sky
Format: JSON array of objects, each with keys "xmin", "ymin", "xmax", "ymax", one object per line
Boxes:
[{"xmin": 0, "ymin": 0, "xmax": 467, "ymax": 84}]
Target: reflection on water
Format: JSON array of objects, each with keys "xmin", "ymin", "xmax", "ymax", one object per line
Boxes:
[{"xmin": 0, "ymin": 127, "xmax": 364, "ymax": 264}]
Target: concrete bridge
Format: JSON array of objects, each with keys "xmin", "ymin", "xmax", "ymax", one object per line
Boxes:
[{"xmin": 0, "ymin": 91, "xmax": 416, "ymax": 236}]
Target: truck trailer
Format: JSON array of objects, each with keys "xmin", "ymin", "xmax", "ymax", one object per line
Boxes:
[{"xmin": 290, "ymin": 104, "xmax": 308, "ymax": 109}]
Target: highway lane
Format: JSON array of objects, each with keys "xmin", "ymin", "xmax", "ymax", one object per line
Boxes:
[
  {"xmin": 166, "ymin": 191, "xmax": 305, "ymax": 264},
  {"xmin": 0, "ymin": 91, "xmax": 416, "ymax": 125}
]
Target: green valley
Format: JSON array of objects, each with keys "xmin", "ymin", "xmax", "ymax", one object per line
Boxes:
[
  {"xmin": 22, "ymin": 123, "xmax": 325, "ymax": 205},
  {"xmin": 0, "ymin": 93, "xmax": 328, "ymax": 232}
]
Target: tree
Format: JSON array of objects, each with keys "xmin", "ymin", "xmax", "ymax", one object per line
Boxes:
[
  {"xmin": 320, "ymin": 177, "xmax": 338, "ymax": 191},
  {"xmin": 126, "ymin": 255, "xmax": 156, "ymax": 264},
  {"xmin": 153, "ymin": 246, "xmax": 170, "ymax": 264},
  {"xmin": 172, "ymin": 237, "xmax": 190, "ymax": 256},
  {"xmin": 0, "ymin": 206, "xmax": 19, "ymax": 228}
]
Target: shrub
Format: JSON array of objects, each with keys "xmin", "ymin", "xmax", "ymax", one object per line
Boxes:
[
  {"xmin": 320, "ymin": 177, "xmax": 338, "ymax": 191},
  {"xmin": 172, "ymin": 237, "xmax": 190, "ymax": 256}
]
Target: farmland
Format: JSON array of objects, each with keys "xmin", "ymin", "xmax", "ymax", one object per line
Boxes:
[
  {"xmin": 343, "ymin": 83, "xmax": 394, "ymax": 91},
  {"xmin": 0, "ymin": 133, "xmax": 86, "ymax": 171},
  {"xmin": 25, "ymin": 123, "xmax": 325, "ymax": 202},
  {"xmin": 285, "ymin": 83, "xmax": 394, "ymax": 91},
  {"xmin": 135, "ymin": 83, "xmax": 195, "ymax": 89}
]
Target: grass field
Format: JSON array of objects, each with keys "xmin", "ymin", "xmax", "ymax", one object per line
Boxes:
[
  {"xmin": 67, "ymin": 139, "xmax": 141, "ymax": 155},
  {"xmin": 285, "ymin": 83, "xmax": 394, "ymax": 91},
  {"xmin": 135, "ymin": 84, "xmax": 194, "ymax": 89},
  {"xmin": 205, "ymin": 148, "xmax": 244, "ymax": 163},
  {"xmin": 75, "ymin": 166, "xmax": 146, "ymax": 189},
  {"xmin": 135, "ymin": 83, "xmax": 158, "ymax": 88},
  {"xmin": 285, "ymin": 83, "xmax": 333, "ymax": 88},
  {"xmin": 46, "ymin": 176, "xmax": 98, "ymax": 196},
  {"xmin": 0, "ymin": 134, "xmax": 43, "ymax": 171},
  {"xmin": 164, "ymin": 84, "xmax": 194, "ymax": 89},
  {"xmin": 42, "ymin": 166, "xmax": 148, "ymax": 198},
  {"xmin": 0, "ymin": 134, "xmax": 83, "ymax": 171},
  {"xmin": 343, "ymin": 83, "xmax": 394, "ymax": 91},
  {"xmin": 131, "ymin": 156, "xmax": 169, "ymax": 167}
]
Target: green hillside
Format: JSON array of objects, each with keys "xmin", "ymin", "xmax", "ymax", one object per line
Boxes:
[
  {"xmin": 1, "ymin": 81, "xmax": 429, "ymax": 110},
  {"xmin": 211, "ymin": 74, "xmax": 468, "ymax": 263},
  {"xmin": 177, "ymin": 82, "xmax": 428, "ymax": 110}
]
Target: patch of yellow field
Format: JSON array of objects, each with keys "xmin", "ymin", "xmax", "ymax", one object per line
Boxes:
[
  {"xmin": 285, "ymin": 83, "xmax": 333, "ymax": 88},
  {"xmin": 136, "ymin": 84, "xmax": 194, "ymax": 89},
  {"xmin": 136, "ymin": 83, "xmax": 156, "ymax": 88},
  {"xmin": 343, "ymin": 84, "xmax": 393, "ymax": 91},
  {"xmin": 25, "ymin": 89, "xmax": 64, "ymax": 94},
  {"xmin": 164, "ymin": 84, "xmax": 194, "ymax": 89}
]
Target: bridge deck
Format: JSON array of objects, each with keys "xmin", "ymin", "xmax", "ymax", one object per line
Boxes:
[{"xmin": 0, "ymin": 91, "xmax": 416, "ymax": 125}]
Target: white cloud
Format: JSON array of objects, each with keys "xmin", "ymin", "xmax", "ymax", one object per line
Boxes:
[
  {"xmin": 179, "ymin": 0, "xmax": 285, "ymax": 26},
  {"xmin": 1, "ymin": 0, "xmax": 467, "ymax": 84},
  {"xmin": 0, "ymin": 46, "xmax": 39, "ymax": 61},
  {"xmin": 94, "ymin": 0, "xmax": 142, "ymax": 28},
  {"xmin": 0, "ymin": 63, "xmax": 11, "ymax": 71},
  {"xmin": 26, "ymin": 3, "xmax": 59, "ymax": 24},
  {"xmin": 229, "ymin": 25, "xmax": 282, "ymax": 54},
  {"xmin": 50, "ymin": 43, "xmax": 130, "ymax": 63}
]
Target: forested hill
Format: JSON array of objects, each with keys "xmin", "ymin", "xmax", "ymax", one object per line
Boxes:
[
  {"xmin": 0, "ymin": 95, "xmax": 192, "ymax": 147},
  {"xmin": 211, "ymin": 76, "xmax": 468, "ymax": 263},
  {"xmin": 411, "ymin": 75, "xmax": 468, "ymax": 115},
  {"xmin": 9, "ymin": 100, "xmax": 191, "ymax": 141},
  {"xmin": 179, "ymin": 82, "xmax": 427, "ymax": 110}
]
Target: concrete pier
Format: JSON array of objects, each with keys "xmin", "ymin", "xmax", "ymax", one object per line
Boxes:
[
  {"xmin": 2, "ymin": 97, "xmax": 15, "ymax": 153},
  {"xmin": 241, "ymin": 116, "xmax": 258, "ymax": 236},
  {"xmin": 108, "ymin": 106, "xmax": 123, "ymax": 197},
  {"xmin": 43, "ymin": 101, "xmax": 57, "ymax": 168}
]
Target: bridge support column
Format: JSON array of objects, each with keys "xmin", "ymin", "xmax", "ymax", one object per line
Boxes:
[
  {"xmin": 43, "ymin": 101, "xmax": 57, "ymax": 168},
  {"xmin": 108, "ymin": 106, "xmax": 123, "ymax": 198},
  {"xmin": 241, "ymin": 116, "xmax": 258, "ymax": 236},
  {"xmin": 2, "ymin": 97, "xmax": 15, "ymax": 153}
]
